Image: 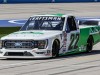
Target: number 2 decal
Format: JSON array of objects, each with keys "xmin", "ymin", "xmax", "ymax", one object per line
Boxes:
[{"xmin": 68, "ymin": 34, "xmax": 79, "ymax": 50}]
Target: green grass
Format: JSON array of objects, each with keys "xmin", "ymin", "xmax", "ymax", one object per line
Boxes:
[{"xmin": 0, "ymin": 27, "xmax": 20, "ymax": 38}]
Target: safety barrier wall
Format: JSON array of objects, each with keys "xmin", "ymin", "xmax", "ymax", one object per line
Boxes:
[
  {"xmin": 8, "ymin": 0, "xmax": 52, "ymax": 3},
  {"xmin": 55, "ymin": 0, "xmax": 97, "ymax": 2},
  {"xmin": 0, "ymin": 0, "xmax": 51, "ymax": 3},
  {"xmin": 0, "ymin": 0, "xmax": 3, "ymax": 3},
  {"xmin": 0, "ymin": 0, "xmax": 100, "ymax": 3}
]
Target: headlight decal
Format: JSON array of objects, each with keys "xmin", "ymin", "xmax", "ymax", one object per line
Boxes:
[{"xmin": 34, "ymin": 40, "xmax": 48, "ymax": 49}]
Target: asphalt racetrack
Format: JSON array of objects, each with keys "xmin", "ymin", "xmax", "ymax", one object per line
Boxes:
[{"xmin": 0, "ymin": 3, "xmax": 100, "ymax": 75}]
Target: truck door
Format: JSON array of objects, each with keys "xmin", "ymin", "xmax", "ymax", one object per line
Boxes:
[{"xmin": 66, "ymin": 16, "xmax": 80, "ymax": 51}]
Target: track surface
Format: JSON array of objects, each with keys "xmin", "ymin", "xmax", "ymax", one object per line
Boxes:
[
  {"xmin": 0, "ymin": 3, "xmax": 100, "ymax": 19},
  {"xmin": 0, "ymin": 3, "xmax": 100, "ymax": 75}
]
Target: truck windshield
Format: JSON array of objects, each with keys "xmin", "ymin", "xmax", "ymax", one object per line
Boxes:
[{"xmin": 20, "ymin": 16, "xmax": 65, "ymax": 31}]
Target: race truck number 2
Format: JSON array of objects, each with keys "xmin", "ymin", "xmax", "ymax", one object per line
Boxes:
[{"xmin": 68, "ymin": 33, "xmax": 80, "ymax": 50}]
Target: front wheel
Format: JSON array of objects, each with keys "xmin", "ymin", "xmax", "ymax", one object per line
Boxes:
[
  {"xmin": 86, "ymin": 36, "xmax": 94, "ymax": 52},
  {"xmin": 52, "ymin": 40, "xmax": 60, "ymax": 57}
]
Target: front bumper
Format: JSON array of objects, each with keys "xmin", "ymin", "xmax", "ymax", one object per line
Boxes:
[{"xmin": 0, "ymin": 48, "xmax": 52, "ymax": 59}]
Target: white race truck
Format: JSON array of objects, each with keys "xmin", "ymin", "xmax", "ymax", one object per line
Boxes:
[{"xmin": 0, "ymin": 14, "xmax": 100, "ymax": 58}]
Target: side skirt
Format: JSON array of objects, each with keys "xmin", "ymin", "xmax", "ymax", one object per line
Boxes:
[{"xmin": 59, "ymin": 49, "xmax": 86, "ymax": 56}]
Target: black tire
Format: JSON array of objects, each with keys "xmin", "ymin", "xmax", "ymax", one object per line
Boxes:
[
  {"xmin": 52, "ymin": 40, "xmax": 60, "ymax": 57},
  {"xmin": 86, "ymin": 36, "xmax": 94, "ymax": 52}
]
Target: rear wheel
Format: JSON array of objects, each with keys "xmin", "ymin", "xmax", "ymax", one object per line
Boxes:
[
  {"xmin": 86, "ymin": 36, "xmax": 94, "ymax": 52},
  {"xmin": 52, "ymin": 40, "xmax": 60, "ymax": 57}
]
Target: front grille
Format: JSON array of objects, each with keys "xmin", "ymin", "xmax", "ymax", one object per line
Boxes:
[
  {"xmin": 4, "ymin": 52, "xmax": 33, "ymax": 56},
  {"xmin": 3, "ymin": 40, "xmax": 34, "ymax": 49}
]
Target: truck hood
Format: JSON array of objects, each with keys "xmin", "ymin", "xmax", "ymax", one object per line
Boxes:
[{"xmin": 1, "ymin": 30, "xmax": 62, "ymax": 40}]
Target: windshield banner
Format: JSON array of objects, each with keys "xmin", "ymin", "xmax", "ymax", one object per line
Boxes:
[{"xmin": 30, "ymin": 16, "xmax": 62, "ymax": 21}]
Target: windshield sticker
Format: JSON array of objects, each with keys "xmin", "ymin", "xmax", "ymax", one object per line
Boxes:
[{"xmin": 30, "ymin": 16, "xmax": 62, "ymax": 21}]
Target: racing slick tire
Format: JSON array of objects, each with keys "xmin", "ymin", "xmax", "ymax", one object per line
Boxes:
[
  {"xmin": 52, "ymin": 40, "xmax": 60, "ymax": 57},
  {"xmin": 86, "ymin": 36, "xmax": 94, "ymax": 53}
]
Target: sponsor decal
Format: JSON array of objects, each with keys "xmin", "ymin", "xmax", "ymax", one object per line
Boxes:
[
  {"xmin": 79, "ymin": 45, "xmax": 86, "ymax": 51},
  {"xmin": 30, "ymin": 16, "xmax": 62, "ymax": 21},
  {"xmin": 62, "ymin": 31, "xmax": 67, "ymax": 53},
  {"xmin": 47, "ymin": 50, "xmax": 51, "ymax": 54},
  {"xmin": 45, "ymin": 50, "xmax": 51, "ymax": 56},
  {"xmin": 90, "ymin": 27, "xmax": 100, "ymax": 34},
  {"xmin": 14, "ymin": 42, "xmax": 22, "ymax": 47},
  {"xmin": 60, "ymin": 34, "xmax": 62, "ymax": 40},
  {"xmin": 63, "ymin": 31, "xmax": 67, "ymax": 44},
  {"xmin": 14, "ymin": 32, "xmax": 43, "ymax": 34},
  {"xmin": 62, "ymin": 49, "xmax": 66, "ymax": 53}
]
